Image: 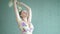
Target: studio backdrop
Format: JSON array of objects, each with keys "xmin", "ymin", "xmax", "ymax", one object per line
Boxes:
[{"xmin": 0, "ymin": 0, "xmax": 60, "ymax": 34}]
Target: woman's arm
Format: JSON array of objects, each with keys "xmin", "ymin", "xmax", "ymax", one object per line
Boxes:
[
  {"xmin": 14, "ymin": 0, "xmax": 21, "ymax": 22},
  {"xmin": 17, "ymin": 2, "xmax": 32, "ymax": 22}
]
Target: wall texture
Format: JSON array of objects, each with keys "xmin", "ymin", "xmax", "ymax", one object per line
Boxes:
[{"xmin": 0, "ymin": 0, "xmax": 60, "ymax": 34}]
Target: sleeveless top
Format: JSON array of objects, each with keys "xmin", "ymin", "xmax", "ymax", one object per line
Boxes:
[{"xmin": 19, "ymin": 21, "xmax": 34, "ymax": 34}]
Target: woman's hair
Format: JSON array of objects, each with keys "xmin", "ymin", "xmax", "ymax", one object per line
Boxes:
[{"xmin": 19, "ymin": 10, "xmax": 22, "ymax": 18}]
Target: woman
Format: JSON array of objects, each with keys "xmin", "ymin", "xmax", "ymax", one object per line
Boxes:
[{"xmin": 14, "ymin": 0, "xmax": 34, "ymax": 34}]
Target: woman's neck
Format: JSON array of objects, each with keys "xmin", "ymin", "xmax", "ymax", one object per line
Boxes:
[{"xmin": 22, "ymin": 17, "xmax": 27, "ymax": 22}]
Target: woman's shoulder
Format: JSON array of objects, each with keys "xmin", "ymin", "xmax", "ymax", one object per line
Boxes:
[{"xmin": 17, "ymin": 20, "xmax": 23, "ymax": 25}]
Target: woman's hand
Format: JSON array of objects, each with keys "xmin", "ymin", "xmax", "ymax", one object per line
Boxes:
[{"xmin": 14, "ymin": 0, "xmax": 17, "ymax": 3}]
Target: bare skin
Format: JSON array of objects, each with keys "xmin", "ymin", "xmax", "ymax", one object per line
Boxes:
[{"xmin": 14, "ymin": 0, "xmax": 32, "ymax": 28}]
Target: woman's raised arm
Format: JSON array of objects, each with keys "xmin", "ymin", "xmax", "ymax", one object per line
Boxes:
[
  {"xmin": 14, "ymin": 0, "xmax": 21, "ymax": 22},
  {"xmin": 17, "ymin": 2, "xmax": 32, "ymax": 22}
]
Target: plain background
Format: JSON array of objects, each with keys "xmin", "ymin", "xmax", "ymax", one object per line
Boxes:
[{"xmin": 0, "ymin": 0, "xmax": 60, "ymax": 34}]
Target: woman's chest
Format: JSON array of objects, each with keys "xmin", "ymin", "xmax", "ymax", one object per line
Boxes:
[{"xmin": 21, "ymin": 21, "xmax": 33, "ymax": 28}]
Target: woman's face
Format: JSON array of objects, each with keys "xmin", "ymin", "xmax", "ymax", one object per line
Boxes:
[{"xmin": 21, "ymin": 10, "xmax": 28, "ymax": 18}]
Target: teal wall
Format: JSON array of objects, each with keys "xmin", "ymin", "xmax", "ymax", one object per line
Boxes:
[{"xmin": 0, "ymin": 0, "xmax": 60, "ymax": 34}]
